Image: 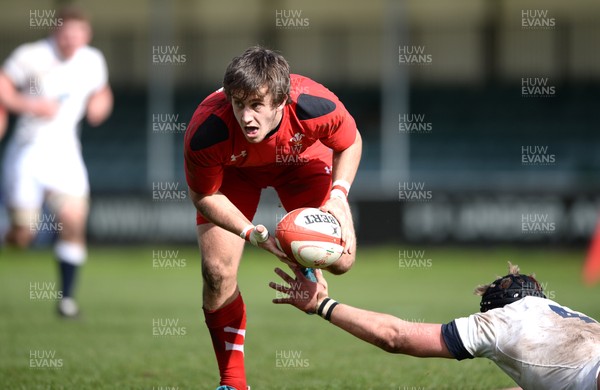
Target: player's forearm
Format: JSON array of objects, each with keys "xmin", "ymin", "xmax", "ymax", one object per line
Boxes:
[
  {"xmin": 86, "ymin": 85, "xmax": 113, "ymax": 126},
  {"xmin": 0, "ymin": 106, "xmax": 7, "ymax": 140},
  {"xmin": 325, "ymin": 301, "xmax": 452, "ymax": 358},
  {"xmin": 332, "ymin": 130, "xmax": 362, "ymax": 186},
  {"xmin": 190, "ymin": 189, "xmax": 252, "ymax": 236},
  {"xmin": 0, "ymin": 73, "xmax": 32, "ymax": 115},
  {"xmin": 327, "ymin": 303, "xmax": 412, "ymax": 353}
]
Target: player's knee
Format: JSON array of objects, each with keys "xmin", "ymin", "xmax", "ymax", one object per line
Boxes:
[
  {"xmin": 6, "ymin": 227, "xmax": 34, "ymax": 249},
  {"xmin": 50, "ymin": 194, "xmax": 89, "ymax": 220},
  {"xmin": 201, "ymin": 260, "xmax": 237, "ymax": 294},
  {"xmin": 202, "ymin": 269, "xmax": 225, "ymax": 293},
  {"xmin": 57, "ymin": 213, "xmax": 87, "ymax": 238}
]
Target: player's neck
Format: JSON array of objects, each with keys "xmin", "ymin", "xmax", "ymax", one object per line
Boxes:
[
  {"xmin": 48, "ymin": 37, "xmax": 76, "ymax": 61},
  {"xmin": 266, "ymin": 110, "xmax": 284, "ymax": 139}
]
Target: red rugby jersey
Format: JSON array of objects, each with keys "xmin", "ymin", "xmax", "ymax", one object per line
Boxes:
[{"xmin": 184, "ymin": 74, "xmax": 357, "ymax": 195}]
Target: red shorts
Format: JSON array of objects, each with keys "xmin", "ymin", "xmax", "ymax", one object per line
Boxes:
[{"xmin": 196, "ymin": 158, "xmax": 332, "ymax": 225}]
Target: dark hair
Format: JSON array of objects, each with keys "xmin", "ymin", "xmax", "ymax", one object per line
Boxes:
[
  {"xmin": 57, "ymin": 6, "xmax": 90, "ymax": 23},
  {"xmin": 223, "ymin": 46, "xmax": 290, "ymax": 107}
]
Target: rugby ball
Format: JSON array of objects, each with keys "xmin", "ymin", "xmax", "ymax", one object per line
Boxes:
[{"xmin": 275, "ymin": 207, "xmax": 344, "ymax": 268}]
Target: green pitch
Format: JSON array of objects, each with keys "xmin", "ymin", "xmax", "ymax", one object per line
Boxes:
[{"xmin": 1, "ymin": 245, "xmax": 597, "ymax": 389}]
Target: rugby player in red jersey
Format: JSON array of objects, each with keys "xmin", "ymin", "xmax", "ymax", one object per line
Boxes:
[
  {"xmin": 0, "ymin": 105, "xmax": 6, "ymax": 139},
  {"xmin": 183, "ymin": 46, "xmax": 362, "ymax": 390}
]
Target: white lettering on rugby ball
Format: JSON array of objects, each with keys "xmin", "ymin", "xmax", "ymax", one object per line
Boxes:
[{"xmin": 293, "ymin": 208, "xmax": 341, "ymax": 238}]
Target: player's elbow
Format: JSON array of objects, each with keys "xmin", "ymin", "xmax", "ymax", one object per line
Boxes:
[
  {"xmin": 191, "ymin": 189, "xmax": 215, "ymax": 205},
  {"xmin": 374, "ymin": 321, "xmax": 409, "ymax": 354},
  {"xmin": 354, "ymin": 129, "xmax": 362, "ymax": 147},
  {"xmin": 86, "ymin": 86, "xmax": 113, "ymax": 126},
  {"xmin": 326, "ymin": 253, "xmax": 354, "ymax": 275},
  {"xmin": 87, "ymin": 110, "xmax": 109, "ymax": 127},
  {"xmin": 190, "ymin": 189, "xmax": 221, "ymax": 219}
]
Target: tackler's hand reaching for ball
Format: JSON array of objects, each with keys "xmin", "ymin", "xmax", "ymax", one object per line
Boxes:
[{"xmin": 269, "ymin": 264, "xmax": 330, "ymax": 314}]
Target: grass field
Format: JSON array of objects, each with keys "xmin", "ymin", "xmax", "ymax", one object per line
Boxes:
[{"xmin": 0, "ymin": 244, "xmax": 598, "ymax": 389}]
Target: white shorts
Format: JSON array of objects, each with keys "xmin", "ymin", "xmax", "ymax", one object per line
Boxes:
[{"xmin": 2, "ymin": 142, "xmax": 89, "ymax": 213}]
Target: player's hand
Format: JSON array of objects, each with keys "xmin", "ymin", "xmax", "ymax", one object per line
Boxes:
[
  {"xmin": 0, "ymin": 106, "xmax": 7, "ymax": 141},
  {"xmin": 269, "ymin": 265, "xmax": 329, "ymax": 313},
  {"xmin": 260, "ymin": 236, "xmax": 293, "ymax": 265},
  {"xmin": 252, "ymin": 225, "xmax": 293, "ymax": 265},
  {"xmin": 26, "ymin": 98, "xmax": 59, "ymax": 118},
  {"xmin": 320, "ymin": 197, "xmax": 355, "ymax": 254}
]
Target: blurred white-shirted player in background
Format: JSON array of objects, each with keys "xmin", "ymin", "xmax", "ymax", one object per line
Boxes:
[
  {"xmin": 271, "ymin": 262, "xmax": 600, "ymax": 390},
  {"xmin": 0, "ymin": 7, "xmax": 112, "ymax": 317}
]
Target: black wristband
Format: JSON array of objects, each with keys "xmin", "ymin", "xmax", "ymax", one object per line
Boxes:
[
  {"xmin": 317, "ymin": 298, "xmax": 329, "ymax": 317},
  {"xmin": 325, "ymin": 301, "xmax": 338, "ymax": 321},
  {"xmin": 317, "ymin": 298, "xmax": 338, "ymax": 321}
]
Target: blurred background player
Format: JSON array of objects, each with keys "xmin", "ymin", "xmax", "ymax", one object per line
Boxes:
[
  {"xmin": 0, "ymin": 6, "xmax": 113, "ymax": 317},
  {"xmin": 584, "ymin": 219, "xmax": 600, "ymax": 286},
  {"xmin": 270, "ymin": 262, "xmax": 600, "ymax": 390},
  {"xmin": 184, "ymin": 46, "xmax": 362, "ymax": 390}
]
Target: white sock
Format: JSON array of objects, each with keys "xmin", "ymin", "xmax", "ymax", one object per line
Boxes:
[{"xmin": 55, "ymin": 241, "xmax": 87, "ymax": 265}]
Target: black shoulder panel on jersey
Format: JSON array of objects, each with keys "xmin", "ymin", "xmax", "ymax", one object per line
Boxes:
[
  {"xmin": 441, "ymin": 321, "xmax": 475, "ymax": 361},
  {"xmin": 189, "ymin": 114, "xmax": 229, "ymax": 151},
  {"xmin": 296, "ymin": 93, "xmax": 336, "ymax": 120}
]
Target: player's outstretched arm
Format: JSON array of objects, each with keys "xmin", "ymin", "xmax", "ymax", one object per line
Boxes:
[
  {"xmin": 270, "ymin": 265, "xmax": 453, "ymax": 359},
  {"xmin": 320, "ymin": 130, "xmax": 362, "ymax": 255},
  {"xmin": 189, "ymin": 187, "xmax": 289, "ymax": 261}
]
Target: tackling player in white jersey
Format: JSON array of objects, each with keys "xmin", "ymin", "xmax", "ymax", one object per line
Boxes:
[
  {"xmin": 0, "ymin": 7, "xmax": 112, "ymax": 317},
  {"xmin": 271, "ymin": 262, "xmax": 600, "ymax": 390}
]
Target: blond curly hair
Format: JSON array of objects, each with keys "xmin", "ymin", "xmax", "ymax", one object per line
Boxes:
[{"xmin": 474, "ymin": 261, "xmax": 534, "ymax": 296}]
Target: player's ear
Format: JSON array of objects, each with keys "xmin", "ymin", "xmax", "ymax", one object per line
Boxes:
[
  {"xmin": 275, "ymin": 95, "xmax": 288, "ymax": 111},
  {"xmin": 85, "ymin": 25, "xmax": 93, "ymax": 45}
]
